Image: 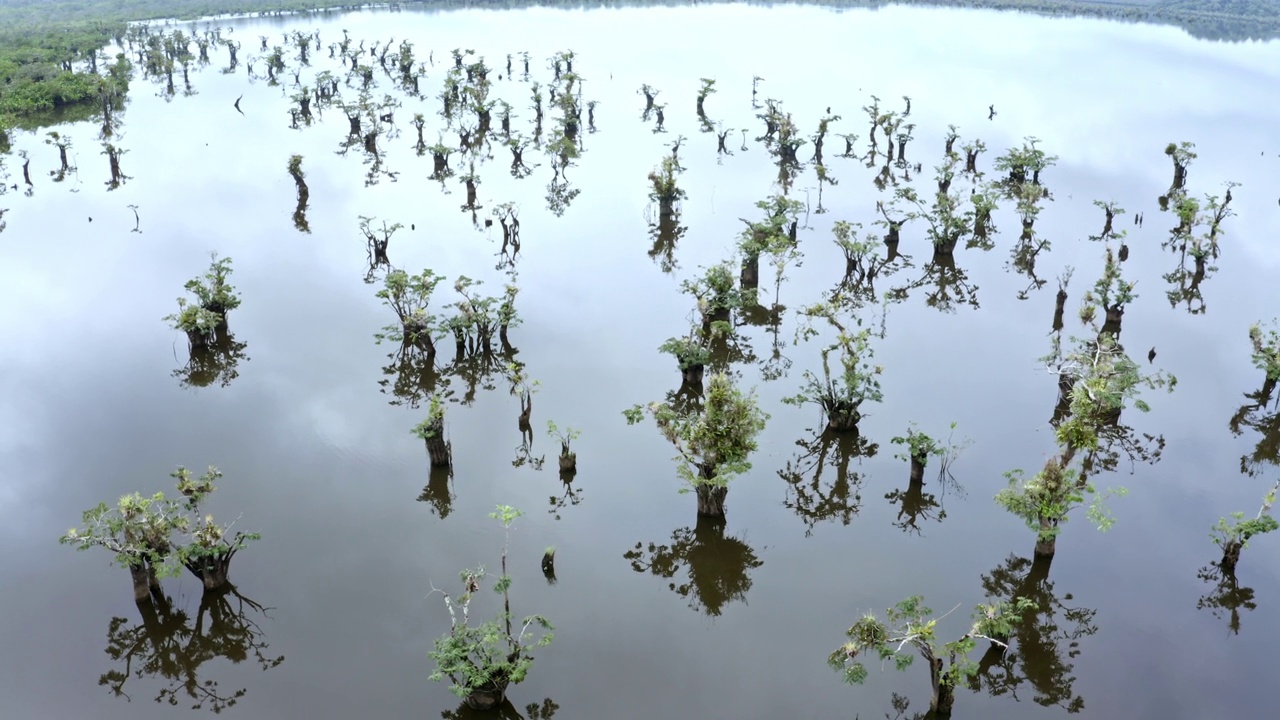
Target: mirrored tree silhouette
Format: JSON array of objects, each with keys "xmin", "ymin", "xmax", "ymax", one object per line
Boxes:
[
  {"xmin": 884, "ymin": 453, "xmax": 965, "ymax": 536},
  {"xmin": 1229, "ymin": 381, "xmax": 1280, "ymax": 477},
  {"xmin": 442, "ymin": 696, "xmax": 559, "ymax": 719},
  {"xmin": 417, "ymin": 465, "xmax": 455, "ymax": 519},
  {"xmin": 888, "ymin": 250, "xmax": 979, "ymax": 313},
  {"xmin": 100, "ymin": 585, "xmax": 283, "ymax": 712},
  {"xmin": 647, "ymin": 205, "xmax": 687, "ymax": 274},
  {"xmin": 969, "ymin": 554, "xmax": 1095, "ymax": 714},
  {"xmin": 173, "ymin": 330, "xmax": 249, "ymax": 389},
  {"xmin": 1197, "ymin": 561, "xmax": 1258, "ymax": 635},
  {"xmin": 624, "ymin": 516, "xmax": 763, "ymax": 616},
  {"xmin": 378, "ymin": 342, "xmax": 443, "ymax": 408},
  {"xmin": 547, "ymin": 471, "xmax": 584, "ymax": 521},
  {"xmin": 779, "ymin": 428, "xmax": 877, "ymax": 535}
]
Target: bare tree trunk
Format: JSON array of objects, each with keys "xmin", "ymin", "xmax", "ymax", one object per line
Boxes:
[{"xmin": 696, "ymin": 480, "xmax": 728, "ymax": 518}]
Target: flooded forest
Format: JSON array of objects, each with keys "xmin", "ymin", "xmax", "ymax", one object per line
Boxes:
[{"xmin": 2, "ymin": 2, "xmax": 1280, "ymax": 719}]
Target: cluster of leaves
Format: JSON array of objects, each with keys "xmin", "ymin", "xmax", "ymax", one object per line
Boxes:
[
  {"xmin": 624, "ymin": 372, "xmax": 769, "ymax": 490},
  {"xmin": 784, "ymin": 301, "xmax": 884, "ymax": 429},
  {"xmin": 1248, "ymin": 320, "xmax": 1280, "ymax": 382},
  {"xmin": 411, "ymin": 394, "xmax": 448, "ymax": 440},
  {"xmin": 546, "ymin": 420, "xmax": 580, "ymax": 457},
  {"xmin": 647, "ymin": 155, "xmax": 686, "ymax": 206},
  {"xmin": 829, "ymin": 595, "xmax": 1035, "ymax": 712},
  {"xmin": 1211, "ymin": 481, "xmax": 1280, "ymax": 555},
  {"xmin": 60, "ymin": 466, "xmax": 259, "ymax": 587},
  {"xmin": 163, "ymin": 253, "xmax": 241, "ymax": 341}
]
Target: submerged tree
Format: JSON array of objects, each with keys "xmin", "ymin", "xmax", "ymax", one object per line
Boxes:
[
  {"xmin": 885, "ymin": 423, "xmax": 968, "ymax": 535},
  {"xmin": 1210, "ymin": 481, "xmax": 1280, "ymax": 574},
  {"xmin": 829, "ymin": 595, "xmax": 1034, "ymax": 718},
  {"xmin": 288, "ymin": 154, "xmax": 310, "ymax": 233},
  {"xmin": 413, "ymin": 395, "xmax": 452, "ymax": 468},
  {"xmin": 374, "ymin": 267, "xmax": 444, "ymax": 354},
  {"xmin": 737, "ymin": 195, "xmax": 802, "ymax": 297},
  {"xmin": 61, "ymin": 467, "xmax": 261, "ymax": 596},
  {"xmin": 428, "ymin": 506, "xmax": 554, "ymax": 710},
  {"xmin": 624, "ymin": 515, "xmax": 763, "ymax": 616},
  {"xmin": 996, "ymin": 256, "xmax": 1175, "ymax": 557},
  {"xmin": 784, "ymin": 301, "xmax": 884, "ymax": 433},
  {"xmin": 163, "ymin": 253, "xmax": 242, "ymax": 350},
  {"xmin": 1162, "ymin": 183, "xmax": 1237, "ymax": 314},
  {"xmin": 624, "ymin": 372, "xmax": 769, "ymax": 517}
]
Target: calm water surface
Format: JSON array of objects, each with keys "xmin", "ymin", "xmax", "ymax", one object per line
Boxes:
[{"xmin": 2, "ymin": 4, "xmax": 1280, "ymax": 719}]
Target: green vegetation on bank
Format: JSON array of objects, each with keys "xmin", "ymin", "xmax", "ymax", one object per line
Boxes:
[{"xmin": 2, "ymin": 0, "xmax": 1279, "ymax": 132}]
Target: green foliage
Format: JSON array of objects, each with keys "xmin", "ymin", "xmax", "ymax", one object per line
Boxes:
[
  {"xmin": 163, "ymin": 297, "xmax": 222, "ymax": 341},
  {"xmin": 1211, "ymin": 481, "xmax": 1280, "ymax": 551},
  {"xmin": 60, "ymin": 466, "xmax": 260, "ymax": 584},
  {"xmin": 183, "ymin": 252, "xmax": 241, "ymax": 315},
  {"xmin": 647, "ymin": 155, "xmax": 685, "ymax": 205},
  {"xmin": 697, "ymin": 78, "xmax": 716, "ymax": 102},
  {"xmin": 829, "ymin": 595, "xmax": 1035, "ymax": 701},
  {"xmin": 623, "ymin": 372, "xmax": 769, "ymax": 489},
  {"xmin": 1165, "ymin": 140, "xmax": 1197, "ymax": 166},
  {"xmin": 411, "ymin": 395, "xmax": 447, "ymax": 440},
  {"xmin": 739, "ymin": 195, "xmax": 803, "ymax": 259},
  {"xmin": 889, "ymin": 422, "xmax": 962, "ymax": 465},
  {"xmin": 995, "ymin": 461, "xmax": 1128, "ymax": 543},
  {"xmin": 994, "ymin": 136, "xmax": 1058, "ymax": 188},
  {"xmin": 160, "ymin": 252, "xmax": 242, "ymax": 336},
  {"xmin": 545, "ymin": 420, "xmax": 580, "ymax": 456},
  {"xmin": 428, "ymin": 505, "xmax": 553, "ymax": 699},
  {"xmin": 659, "ymin": 333, "xmax": 711, "ymax": 371},
  {"xmin": 680, "ymin": 262, "xmax": 744, "ymax": 324},
  {"xmin": 785, "ymin": 302, "xmax": 884, "ymax": 427},
  {"xmin": 375, "ymin": 268, "xmax": 443, "ymax": 346},
  {"xmin": 889, "ymin": 153, "xmax": 996, "ymax": 252},
  {"xmin": 1248, "ymin": 320, "xmax": 1280, "ymax": 382}
]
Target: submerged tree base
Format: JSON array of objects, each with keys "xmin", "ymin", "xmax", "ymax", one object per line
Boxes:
[{"xmin": 696, "ymin": 484, "xmax": 728, "ymax": 517}]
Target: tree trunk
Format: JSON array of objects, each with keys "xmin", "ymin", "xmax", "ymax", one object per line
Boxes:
[
  {"xmin": 933, "ymin": 678, "xmax": 956, "ymax": 717},
  {"xmin": 188, "ymin": 554, "xmax": 231, "ymax": 591},
  {"xmin": 558, "ymin": 452, "xmax": 577, "ymax": 473},
  {"xmin": 825, "ymin": 403, "xmax": 860, "ymax": 433},
  {"xmin": 424, "ymin": 417, "xmax": 452, "ymax": 467},
  {"xmin": 696, "ymin": 482, "xmax": 728, "ymax": 518},
  {"xmin": 740, "ymin": 255, "xmax": 760, "ymax": 291},
  {"xmin": 463, "ymin": 674, "xmax": 509, "ymax": 710},
  {"xmin": 1221, "ymin": 540, "xmax": 1243, "ymax": 574},
  {"xmin": 909, "ymin": 455, "xmax": 926, "ymax": 485},
  {"xmin": 1034, "ymin": 515, "xmax": 1057, "ymax": 558},
  {"xmin": 128, "ymin": 562, "xmax": 160, "ymax": 601}
]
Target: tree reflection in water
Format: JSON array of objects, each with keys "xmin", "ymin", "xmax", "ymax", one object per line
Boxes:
[
  {"xmin": 970, "ymin": 554, "xmax": 1094, "ymax": 714},
  {"xmin": 99, "ymin": 584, "xmax": 283, "ymax": 712},
  {"xmin": 173, "ymin": 329, "xmax": 248, "ymax": 389},
  {"xmin": 1229, "ymin": 380, "xmax": 1280, "ymax": 478},
  {"xmin": 417, "ymin": 465, "xmax": 455, "ymax": 519},
  {"xmin": 442, "ymin": 696, "xmax": 559, "ymax": 719},
  {"xmin": 1197, "ymin": 561, "xmax": 1258, "ymax": 635},
  {"xmin": 779, "ymin": 428, "xmax": 877, "ymax": 535},
  {"xmin": 624, "ymin": 515, "xmax": 763, "ymax": 616}
]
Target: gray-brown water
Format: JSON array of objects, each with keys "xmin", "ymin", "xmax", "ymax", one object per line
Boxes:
[{"xmin": 3, "ymin": 4, "xmax": 1280, "ymax": 719}]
